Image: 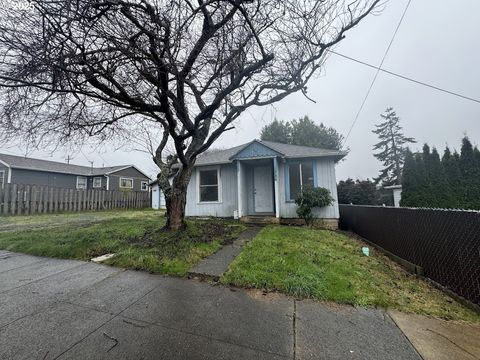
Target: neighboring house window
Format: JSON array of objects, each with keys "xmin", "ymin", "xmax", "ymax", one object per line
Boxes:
[
  {"xmin": 141, "ymin": 181, "xmax": 149, "ymax": 191},
  {"xmin": 198, "ymin": 168, "xmax": 221, "ymax": 203},
  {"xmin": 76, "ymin": 176, "xmax": 87, "ymax": 190},
  {"xmin": 288, "ymin": 162, "xmax": 315, "ymax": 200},
  {"xmin": 0, "ymin": 170, "xmax": 4, "ymax": 188},
  {"xmin": 120, "ymin": 177, "xmax": 134, "ymax": 189},
  {"xmin": 93, "ymin": 177, "xmax": 102, "ymax": 188}
]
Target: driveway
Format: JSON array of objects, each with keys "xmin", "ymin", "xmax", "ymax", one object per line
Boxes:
[{"xmin": 0, "ymin": 251, "xmax": 421, "ymax": 360}]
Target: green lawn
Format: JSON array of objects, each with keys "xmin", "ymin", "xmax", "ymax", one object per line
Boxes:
[
  {"xmin": 221, "ymin": 225, "xmax": 480, "ymax": 322},
  {"xmin": 0, "ymin": 210, "xmax": 245, "ymax": 276}
]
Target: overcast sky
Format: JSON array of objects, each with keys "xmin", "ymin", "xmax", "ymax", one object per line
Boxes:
[{"xmin": 2, "ymin": 0, "xmax": 479, "ymax": 180}]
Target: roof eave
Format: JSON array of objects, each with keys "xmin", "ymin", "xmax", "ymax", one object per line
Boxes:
[
  {"xmin": 101, "ymin": 165, "xmax": 152, "ymax": 179},
  {"xmin": 194, "ymin": 160, "xmax": 233, "ymax": 167},
  {"xmin": 8, "ymin": 165, "xmax": 91, "ymax": 176}
]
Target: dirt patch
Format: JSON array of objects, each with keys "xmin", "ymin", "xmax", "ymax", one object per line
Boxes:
[
  {"xmin": 245, "ymin": 288, "xmax": 290, "ymax": 302},
  {"xmin": 198, "ymin": 222, "xmax": 238, "ymax": 244},
  {"xmin": 126, "ymin": 220, "xmax": 243, "ymax": 248}
]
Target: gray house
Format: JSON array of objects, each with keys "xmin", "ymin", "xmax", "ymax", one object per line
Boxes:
[
  {"xmin": 0, "ymin": 153, "xmax": 151, "ymax": 192},
  {"xmin": 184, "ymin": 140, "xmax": 346, "ymax": 227}
]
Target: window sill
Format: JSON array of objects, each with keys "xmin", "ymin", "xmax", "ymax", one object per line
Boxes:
[{"xmin": 197, "ymin": 201, "xmax": 222, "ymax": 205}]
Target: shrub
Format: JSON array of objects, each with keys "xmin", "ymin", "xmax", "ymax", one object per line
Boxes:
[{"xmin": 295, "ymin": 186, "xmax": 334, "ymax": 226}]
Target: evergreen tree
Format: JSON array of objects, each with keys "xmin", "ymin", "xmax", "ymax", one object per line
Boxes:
[
  {"xmin": 260, "ymin": 119, "xmax": 291, "ymax": 144},
  {"xmin": 337, "ymin": 178, "xmax": 377, "ymax": 205},
  {"xmin": 402, "ymin": 138, "xmax": 480, "ymax": 209},
  {"xmin": 459, "ymin": 137, "xmax": 480, "ymax": 209},
  {"xmin": 290, "ymin": 117, "xmax": 344, "ymax": 150},
  {"xmin": 372, "ymin": 108, "xmax": 416, "ymax": 185},
  {"xmin": 260, "ymin": 116, "xmax": 344, "ymax": 150},
  {"xmin": 428, "ymin": 147, "xmax": 451, "ymax": 207},
  {"xmin": 442, "ymin": 147, "xmax": 462, "ymax": 208},
  {"xmin": 414, "ymin": 150, "xmax": 430, "ymax": 207},
  {"xmin": 400, "ymin": 148, "xmax": 418, "ymax": 206},
  {"xmin": 421, "ymin": 144, "xmax": 437, "ymax": 206},
  {"xmin": 474, "ymin": 146, "xmax": 480, "ymax": 164}
]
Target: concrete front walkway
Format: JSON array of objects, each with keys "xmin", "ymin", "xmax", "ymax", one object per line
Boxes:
[
  {"xmin": 1, "ymin": 250, "xmax": 422, "ymax": 359},
  {"xmin": 189, "ymin": 226, "xmax": 263, "ymax": 279}
]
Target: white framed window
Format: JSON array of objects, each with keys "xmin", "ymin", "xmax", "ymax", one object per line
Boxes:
[
  {"xmin": 197, "ymin": 167, "xmax": 221, "ymax": 203},
  {"xmin": 76, "ymin": 176, "xmax": 87, "ymax": 190},
  {"xmin": 0, "ymin": 170, "xmax": 4, "ymax": 188},
  {"xmin": 119, "ymin": 177, "xmax": 134, "ymax": 189},
  {"xmin": 141, "ymin": 181, "xmax": 149, "ymax": 191},
  {"xmin": 287, "ymin": 162, "xmax": 315, "ymax": 201},
  {"xmin": 93, "ymin": 177, "xmax": 102, "ymax": 188}
]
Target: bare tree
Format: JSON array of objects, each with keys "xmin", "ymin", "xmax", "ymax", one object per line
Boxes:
[{"xmin": 0, "ymin": 0, "xmax": 380, "ymax": 230}]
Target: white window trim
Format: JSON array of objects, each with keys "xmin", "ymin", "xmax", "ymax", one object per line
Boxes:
[
  {"xmin": 93, "ymin": 177, "xmax": 102, "ymax": 188},
  {"xmin": 197, "ymin": 166, "xmax": 222, "ymax": 204},
  {"xmin": 140, "ymin": 181, "xmax": 149, "ymax": 191},
  {"xmin": 119, "ymin": 177, "xmax": 134, "ymax": 189},
  {"xmin": 0, "ymin": 170, "xmax": 4, "ymax": 189},
  {"xmin": 76, "ymin": 176, "xmax": 87, "ymax": 190}
]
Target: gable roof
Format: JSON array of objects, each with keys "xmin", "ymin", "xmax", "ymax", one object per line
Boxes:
[
  {"xmin": 0, "ymin": 153, "xmax": 151, "ymax": 178},
  {"xmin": 194, "ymin": 140, "xmax": 347, "ymax": 166}
]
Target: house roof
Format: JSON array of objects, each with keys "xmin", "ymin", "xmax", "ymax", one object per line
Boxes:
[
  {"xmin": 194, "ymin": 140, "xmax": 347, "ymax": 166},
  {"xmin": 0, "ymin": 153, "xmax": 151, "ymax": 178}
]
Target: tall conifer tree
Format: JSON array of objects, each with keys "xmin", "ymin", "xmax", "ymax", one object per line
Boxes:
[
  {"xmin": 400, "ymin": 149, "xmax": 418, "ymax": 206},
  {"xmin": 442, "ymin": 147, "xmax": 462, "ymax": 208},
  {"xmin": 460, "ymin": 137, "xmax": 480, "ymax": 209},
  {"xmin": 428, "ymin": 148, "xmax": 451, "ymax": 207},
  {"xmin": 372, "ymin": 108, "xmax": 416, "ymax": 185}
]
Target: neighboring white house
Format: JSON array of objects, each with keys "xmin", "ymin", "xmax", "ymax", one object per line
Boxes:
[
  {"xmin": 181, "ymin": 139, "xmax": 346, "ymax": 227},
  {"xmin": 150, "ymin": 180, "xmax": 166, "ymax": 209},
  {"xmin": 384, "ymin": 185, "xmax": 402, "ymax": 207}
]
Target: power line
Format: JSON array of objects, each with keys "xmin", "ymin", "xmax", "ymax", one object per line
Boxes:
[
  {"xmin": 328, "ymin": 50, "xmax": 480, "ymax": 105},
  {"xmin": 342, "ymin": 0, "xmax": 413, "ymax": 145}
]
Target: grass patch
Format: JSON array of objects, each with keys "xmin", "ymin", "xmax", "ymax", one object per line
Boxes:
[
  {"xmin": 221, "ymin": 225, "xmax": 480, "ymax": 322},
  {"xmin": 0, "ymin": 210, "xmax": 245, "ymax": 276}
]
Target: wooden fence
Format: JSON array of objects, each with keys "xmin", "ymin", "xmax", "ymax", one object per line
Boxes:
[{"xmin": 0, "ymin": 183, "xmax": 151, "ymax": 215}]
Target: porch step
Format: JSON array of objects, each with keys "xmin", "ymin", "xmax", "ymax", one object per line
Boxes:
[{"xmin": 240, "ymin": 216, "xmax": 279, "ymax": 225}]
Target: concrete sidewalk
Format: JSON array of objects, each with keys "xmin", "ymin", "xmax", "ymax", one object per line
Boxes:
[
  {"xmin": 389, "ymin": 311, "xmax": 480, "ymax": 360},
  {"xmin": 0, "ymin": 250, "xmax": 423, "ymax": 359}
]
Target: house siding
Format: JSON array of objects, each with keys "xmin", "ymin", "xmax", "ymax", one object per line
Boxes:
[
  {"xmin": 106, "ymin": 168, "xmax": 150, "ymax": 192},
  {"xmin": 10, "ymin": 168, "xmax": 79, "ymax": 188},
  {"xmin": 4, "ymin": 166, "xmax": 149, "ymax": 191},
  {"xmin": 278, "ymin": 158, "xmax": 339, "ymax": 219},
  {"xmin": 185, "ymin": 163, "xmax": 238, "ymax": 217}
]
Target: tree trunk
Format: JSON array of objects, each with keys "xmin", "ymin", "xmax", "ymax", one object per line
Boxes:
[{"xmin": 163, "ymin": 164, "xmax": 194, "ymax": 231}]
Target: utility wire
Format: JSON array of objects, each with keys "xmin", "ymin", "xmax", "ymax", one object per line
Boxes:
[
  {"xmin": 342, "ymin": 0, "xmax": 413, "ymax": 145},
  {"xmin": 328, "ymin": 50, "xmax": 480, "ymax": 105}
]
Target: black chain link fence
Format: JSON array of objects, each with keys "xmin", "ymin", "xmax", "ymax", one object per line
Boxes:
[{"xmin": 339, "ymin": 205, "xmax": 480, "ymax": 305}]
